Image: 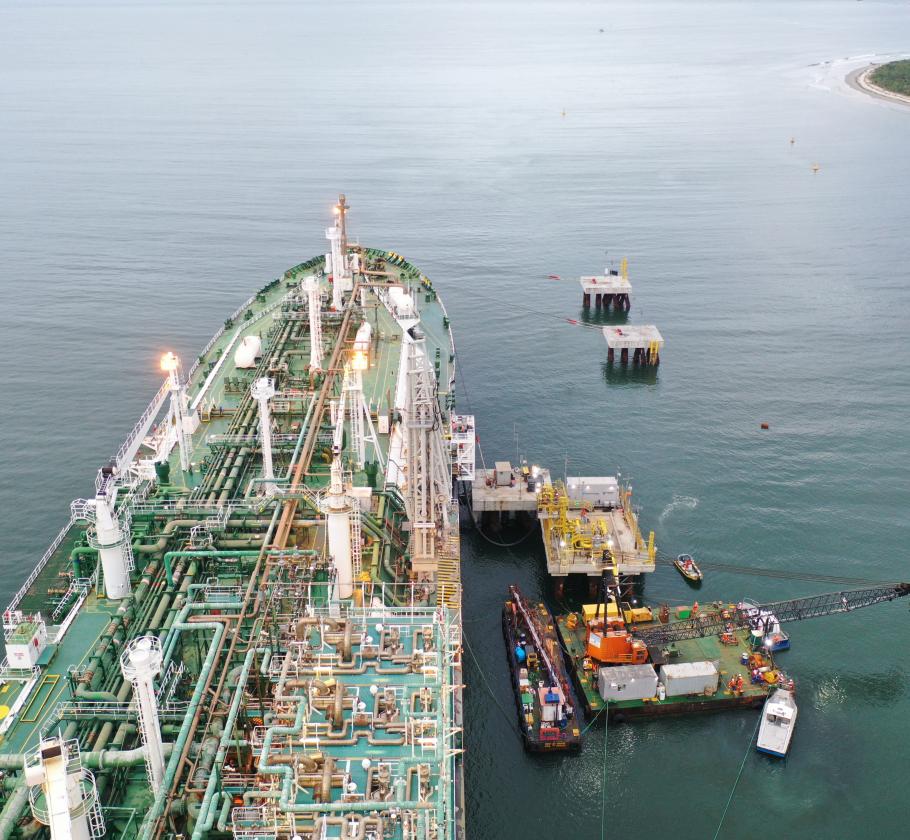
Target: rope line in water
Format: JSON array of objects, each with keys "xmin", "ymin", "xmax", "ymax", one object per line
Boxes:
[
  {"xmin": 600, "ymin": 711, "xmax": 609, "ymax": 840},
  {"xmin": 462, "ymin": 628, "xmax": 521, "ymax": 738},
  {"xmin": 656, "ymin": 550, "xmax": 897, "ymax": 588},
  {"xmin": 711, "ymin": 712, "xmax": 763, "ymax": 840}
]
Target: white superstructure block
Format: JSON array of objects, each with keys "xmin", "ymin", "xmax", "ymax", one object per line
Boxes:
[
  {"xmin": 251, "ymin": 377, "xmax": 278, "ymax": 495},
  {"xmin": 326, "ymin": 457, "xmax": 353, "ymax": 599},
  {"xmin": 120, "ymin": 636, "xmax": 166, "ymax": 794}
]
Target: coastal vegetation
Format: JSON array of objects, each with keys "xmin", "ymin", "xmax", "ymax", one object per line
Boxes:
[{"xmin": 870, "ymin": 59, "xmax": 910, "ymax": 96}]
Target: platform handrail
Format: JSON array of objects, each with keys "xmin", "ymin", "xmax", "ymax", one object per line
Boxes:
[
  {"xmin": 5, "ymin": 517, "xmax": 75, "ymax": 620},
  {"xmin": 106, "ymin": 378, "xmax": 172, "ymax": 483}
]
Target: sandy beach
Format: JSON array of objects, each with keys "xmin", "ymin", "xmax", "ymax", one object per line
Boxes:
[{"xmin": 847, "ymin": 64, "xmax": 910, "ymax": 106}]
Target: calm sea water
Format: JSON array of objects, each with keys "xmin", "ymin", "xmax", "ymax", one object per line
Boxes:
[{"xmin": 2, "ymin": 1, "xmax": 909, "ymax": 836}]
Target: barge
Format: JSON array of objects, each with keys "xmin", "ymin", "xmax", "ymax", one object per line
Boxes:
[
  {"xmin": 502, "ymin": 586, "xmax": 582, "ymax": 752},
  {"xmin": 557, "ymin": 611, "xmax": 770, "ymax": 720}
]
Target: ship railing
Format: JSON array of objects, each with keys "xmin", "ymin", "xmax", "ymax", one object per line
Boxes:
[
  {"xmin": 231, "ymin": 806, "xmax": 279, "ymax": 840},
  {"xmin": 0, "ymin": 658, "xmax": 41, "ymax": 682},
  {"xmin": 52, "ymin": 700, "xmax": 191, "ymax": 722},
  {"xmin": 186, "ymin": 292, "xmax": 257, "ymax": 385},
  {"xmin": 5, "ymin": 517, "xmax": 75, "ymax": 623},
  {"xmin": 103, "ymin": 379, "xmax": 172, "ymax": 485},
  {"xmin": 221, "ymin": 772, "xmax": 265, "ymax": 792},
  {"xmin": 125, "ymin": 500, "xmax": 256, "ymax": 517},
  {"xmin": 192, "ymin": 584, "xmax": 245, "ymax": 604},
  {"xmin": 304, "ymin": 586, "xmax": 439, "ymax": 621},
  {"xmin": 51, "ymin": 577, "xmax": 92, "ymax": 622}
]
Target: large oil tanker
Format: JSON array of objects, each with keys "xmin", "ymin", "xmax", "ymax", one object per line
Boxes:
[{"xmin": 0, "ymin": 197, "xmax": 468, "ymax": 840}]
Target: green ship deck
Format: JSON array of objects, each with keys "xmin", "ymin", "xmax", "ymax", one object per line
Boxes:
[{"xmin": 0, "ymin": 203, "xmax": 466, "ymax": 840}]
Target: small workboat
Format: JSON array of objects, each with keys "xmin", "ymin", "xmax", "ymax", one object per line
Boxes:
[
  {"xmin": 739, "ymin": 601, "xmax": 790, "ymax": 652},
  {"xmin": 502, "ymin": 585, "xmax": 582, "ymax": 753},
  {"xmin": 756, "ymin": 688, "xmax": 797, "ymax": 757},
  {"xmin": 674, "ymin": 553, "xmax": 703, "ymax": 583}
]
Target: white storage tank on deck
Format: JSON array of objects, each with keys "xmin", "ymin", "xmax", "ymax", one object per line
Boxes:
[
  {"xmin": 234, "ymin": 335, "xmax": 262, "ymax": 369},
  {"xmin": 659, "ymin": 661, "xmax": 719, "ymax": 697},
  {"xmin": 597, "ymin": 664, "xmax": 658, "ymax": 702}
]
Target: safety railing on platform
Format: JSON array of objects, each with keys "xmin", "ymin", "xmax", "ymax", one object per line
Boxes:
[
  {"xmin": 5, "ymin": 517, "xmax": 75, "ymax": 620},
  {"xmin": 125, "ymin": 500, "xmax": 256, "ymax": 517}
]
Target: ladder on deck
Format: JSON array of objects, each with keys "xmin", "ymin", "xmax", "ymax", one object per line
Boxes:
[
  {"xmin": 436, "ymin": 543, "xmax": 461, "ymax": 611},
  {"xmin": 350, "ymin": 499, "xmax": 363, "ymax": 580}
]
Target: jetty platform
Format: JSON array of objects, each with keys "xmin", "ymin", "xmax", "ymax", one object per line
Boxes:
[
  {"xmin": 580, "ymin": 269, "xmax": 632, "ymax": 310},
  {"xmin": 603, "ymin": 324, "xmax": 663, "ymax": 365}
]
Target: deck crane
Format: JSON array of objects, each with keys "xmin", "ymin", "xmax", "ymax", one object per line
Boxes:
[
  {"xmin": 584, "ymin": 581, "xmax": 910, "ymax": 665},
  {"xmin": 636, "ymin": 582, "xmax": 910, "ymax": 648}
]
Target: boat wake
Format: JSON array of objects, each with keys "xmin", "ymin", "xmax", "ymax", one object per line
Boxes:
[{"xmin": 658, "ymin": 495, "xmax": 698, "ymax": 523}]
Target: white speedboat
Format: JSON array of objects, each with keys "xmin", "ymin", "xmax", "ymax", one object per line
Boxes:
[{"xmin": 756, "ymin": 688, "xmax": 797, "ymax": 757}]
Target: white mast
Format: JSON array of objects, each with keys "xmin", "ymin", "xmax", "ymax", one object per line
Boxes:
[
  {"xmin": 326, "ymin": 194, "xmax": 351, "ymax": 311},
  {"xmin": 345, "ymin": 322, "xmax": 384, "ymax": 471},
  {"xmin": 24, "ymin": 738, "xmax": 104, "ymax": 840},
  {"xmin": 403, "ymin": 326, "xmax": 452, "ymax": 570},
  {"xmin": 250, "ymin": 377, "xmax": 277, "ymax": 495},
  {"xmin": 326, "ymin": 456, "xmax": 353, "ymax": 599},
  {"xmin": 120, "ymin": 636, "xmax": 166, "ymax": 794},
  {"xmin": 305, "ymin": 274, "xmax": 323, "ymax": 371}
]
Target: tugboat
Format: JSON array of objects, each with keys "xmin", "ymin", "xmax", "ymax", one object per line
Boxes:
[
  {"xmin": 756, "ymin": 687, "xmax": 798, "ymax": 757},
  {"xmin": 502, "ymin": 585, "xmax": 583, "ymax": 752},
  {"xmin": 674, "ymin": 553, "xmax": 703, "ymax": 583}
]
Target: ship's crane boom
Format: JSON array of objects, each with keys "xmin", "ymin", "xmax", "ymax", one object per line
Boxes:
[{"xmin": 637, "ymin": 583, "xmax": 910, "ymax": 647}]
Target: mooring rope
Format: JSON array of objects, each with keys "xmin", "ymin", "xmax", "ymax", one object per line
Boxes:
[
  {"xmin": 711, "ymin": 712, "xmax": 763, "ymax": 839},
  {"xmin": 600, "ymin": 712, "xmax": 610, "ymax": 840},
  {"xmin": 462, "ymin": 628, "xmax": 521, "ymax": 737}
]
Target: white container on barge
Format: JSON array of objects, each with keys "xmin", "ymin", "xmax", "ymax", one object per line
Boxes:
[
  {"xmin": 659, "ymin": 661, "xmax": 719, "ymax": 697},
  {"xmin": 598, "ymin": 664, "xmax": 658, "ymax": 702}
]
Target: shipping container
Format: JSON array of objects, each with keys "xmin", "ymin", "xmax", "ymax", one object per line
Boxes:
[
  {"xmin": 598, "ymin": 664, "xmax": 659, "ymax": 701},
  {"xmin": 566, "ymin": 476, "xmax": 620, "ymax": 508},
  {"xmin": 659, "ymin": 661, "xmax": 719, "ymax": 697}
]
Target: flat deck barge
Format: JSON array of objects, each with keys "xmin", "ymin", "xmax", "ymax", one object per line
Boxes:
[
  {"xmin": 557, "ymin": 612, "xmax": 771, "ymax": 721},
  {"xmin": 502, "ymin": 586, "xmax": 582, "ymax": 752}
]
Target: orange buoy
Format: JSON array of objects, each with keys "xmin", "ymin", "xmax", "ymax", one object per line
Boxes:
[{"xmin": 760, "ymin": 422, "xmax": 770, "ymax": 430}]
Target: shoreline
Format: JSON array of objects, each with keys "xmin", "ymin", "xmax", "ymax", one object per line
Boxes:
[{"xmin": 846, "ymin": 64, "xmax": 910, "ymax": 107}]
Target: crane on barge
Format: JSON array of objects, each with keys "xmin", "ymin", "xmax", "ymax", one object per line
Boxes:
[
  {"xmin": 636, "ymin": 582, "xmax": 910, "ymax": 647},
  {"xmin": 583, "ymin": 578, "xmax": 910, "ymax": 664}
]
